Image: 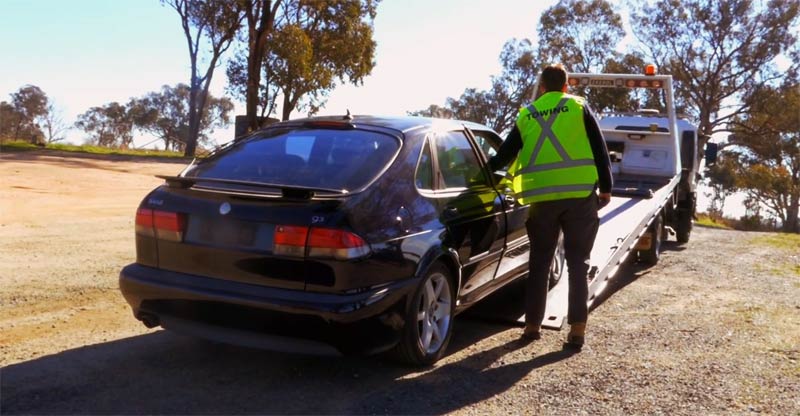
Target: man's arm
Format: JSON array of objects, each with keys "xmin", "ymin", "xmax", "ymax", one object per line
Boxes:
[
  {"xmin": 488, "ymin": 125, "xmax": 523, "ymax": 172},
  {"xmin": 583, "ymin": 105, "xmax": 613, "ymax": 206}
]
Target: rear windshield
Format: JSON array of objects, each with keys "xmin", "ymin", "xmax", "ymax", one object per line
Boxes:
[{"xmin": 185, "ymin": 128, "xmax": 400, "ymax": 192}]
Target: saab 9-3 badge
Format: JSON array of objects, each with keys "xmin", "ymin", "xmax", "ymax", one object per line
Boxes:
[{"xmin": 219, "ymin": 202, "xmax": 231, "ymax": 215}]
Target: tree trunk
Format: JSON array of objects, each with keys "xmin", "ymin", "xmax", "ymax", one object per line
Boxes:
[
  {"xmin": 245, "ymin": 0, "xmax": 278, "ymax": 133},
  {"xmin": 281, "ymin": 93, "xmax": 292, "ymax": 121},
  {"xmin": 185, "ymin": 73, "xmax": 200, "ymax": 157},
  {"xmin": 785, "ymin": 196, "xmax": 799, "ymax": 233}
]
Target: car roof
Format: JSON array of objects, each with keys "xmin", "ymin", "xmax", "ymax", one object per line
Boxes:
[{"xmin": 268, "ymin": 115, "xmax": 495, "ymax": 136}]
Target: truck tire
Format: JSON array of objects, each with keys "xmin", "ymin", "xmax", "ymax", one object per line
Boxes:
[
  {"xmin": 392, "ymin": 263, "xmax": 455, "ymax": 367},
  {"xmin": 638, "ymin": 213, "xmax": 663, "ymax": 265},
  {"xmin": 676, "ymin": 210, "xmax": 692, "ymax": 244}
]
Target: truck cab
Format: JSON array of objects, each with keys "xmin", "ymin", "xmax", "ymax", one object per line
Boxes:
[{"xmin": 599, "ymin": 111, "xmax": 700, "ymax": 244}]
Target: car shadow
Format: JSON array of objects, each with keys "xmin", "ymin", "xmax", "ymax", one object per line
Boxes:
[{"xmin": 1, "ymin": 307, "xmax": 575, "ymax": 415}]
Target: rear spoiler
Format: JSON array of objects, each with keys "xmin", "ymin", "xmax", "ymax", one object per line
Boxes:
[{"xmin": 155, "ymin": 175, "xmax": 349, "ymax": 199}]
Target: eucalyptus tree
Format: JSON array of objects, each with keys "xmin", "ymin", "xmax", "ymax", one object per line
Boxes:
[
  {"xmin": 131, "ymin": 84, "xmax": 233, "ymax": 152},
  {"xmin": 227, "ymin": 0, "xmax": 379, "ymax": 127},
  {"xmin": 631, "ymin": 0, "xmax": 800, "ymax": 154},
  {"xmin": 165, "ymin": 0, "xmax": 243, "ymax": 156},
  {"xmin": 75, "ymin": 102, "xmax": 135, "ymax": 148}
]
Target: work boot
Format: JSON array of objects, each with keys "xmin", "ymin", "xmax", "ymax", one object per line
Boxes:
[
  {"xmin": 564, "ymin": 322, "xmax": 585, "ymax": 350},
  {"xmin": 521, "ymin": 324, "xmax": 541, "ymax": 341}
]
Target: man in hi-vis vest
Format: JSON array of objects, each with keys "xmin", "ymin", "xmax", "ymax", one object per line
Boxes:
[{"xmin": 489, "ymin": 64, "xmax": 612, "ymax": 349}]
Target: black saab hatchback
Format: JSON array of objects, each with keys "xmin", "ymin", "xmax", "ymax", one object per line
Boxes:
[{"xmin": 120, "ymin": 115, "xmax": 562, "ymax": 366}]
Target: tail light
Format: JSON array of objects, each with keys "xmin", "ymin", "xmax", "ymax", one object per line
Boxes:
[
  {"xmin": 135, "ymin": 208, "xmax": 186, "ymax": 242},
  {"xmin": 274, "ymin": 225, "xmax": 370, "ymax": 260},
  {"xmin": 273, "ymin": 225, "xmax": 309, "ymax": 257}
]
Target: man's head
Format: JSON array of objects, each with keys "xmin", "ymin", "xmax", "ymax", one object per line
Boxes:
[{"xmin": 540, "ymin": 64, "xmax": 568, "ymax": 93}]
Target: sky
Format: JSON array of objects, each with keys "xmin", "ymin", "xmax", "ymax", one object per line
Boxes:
[{"xmin": 0, "ymin": 0, "xmax": 557, "ymax": 147}]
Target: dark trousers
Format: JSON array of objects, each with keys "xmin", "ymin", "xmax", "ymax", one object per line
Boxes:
[{"xmin": 525, "ymin": 193, "xmax": 599, "ymax": 326}]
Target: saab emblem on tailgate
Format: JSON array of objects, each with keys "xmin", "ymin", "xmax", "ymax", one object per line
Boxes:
[{"xmin": 219, "ymin": 202, "xmax": 231, "ymax": 215}]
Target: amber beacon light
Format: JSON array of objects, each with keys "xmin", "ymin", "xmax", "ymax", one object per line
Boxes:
[{"xmin": 644, "ymin": 64, "xmax": 657, "ymax": 75}]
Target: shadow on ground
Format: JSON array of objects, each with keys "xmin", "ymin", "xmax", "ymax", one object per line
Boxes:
[
  {"xmin": 2, "ymin": 312, "xmax": 574, "ymax": 415},
  {"xmin": 3, "ymin": 245, "xmax": 670, "ymax": 414}
]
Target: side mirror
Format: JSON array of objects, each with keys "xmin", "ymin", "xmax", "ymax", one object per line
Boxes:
[{"xmin": 705, "ymin": 142, "xmax": 718, "ymax": 166}]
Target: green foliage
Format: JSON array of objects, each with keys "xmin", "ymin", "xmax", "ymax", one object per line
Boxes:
[
  {"xmin": 75, "ymin": 102, "xmax": 135, "ymax": 148},
  {"xmin": 751, "ymin": 233, "xmax": 800, "ymax": 251},
  {"xmin": 130, "ymin": 84, "xmax": 233, "ymax": 152},
  {"xmin": 165, "ymin": 0, "xmax": 243, "ymax": 157},
  {"xmin": 725, "ymin": 78, "xmax": 800, "ymax": 232},
  {"xmin": 704, "ymin": 153, "xmax": 740, "ymax": 218},
  {"xmin": 0, "ymin": 140, "xmax": 186, "ymax": 158},
  {"xmin": 411, "ymin": 38, "xmax": 538, "ymax": 134},
  {"xmin": 411, "ymin": 1, "xmax": 633, "ymax": 133},
  {"xmin": 227, "ymin": 0, "xmax": 379, "ymax": 123},
  {"xmin": 0, "ymin": 85, "xmax": 49, "ymax": 144},
  {"xmin": 538, "ymin": 0, "xmax": 624, "ymax": 73},
  {"xmin": 630, "ymin": 0, "xmax": 800, "ymax": 146},
  {"xmin": 696, "ymin": 213, "xmax": 734, "ymax": 229}
]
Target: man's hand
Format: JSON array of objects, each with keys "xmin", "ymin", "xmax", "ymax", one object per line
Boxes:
[{"xmin": 598, "ymin": 192, "xmax": 611, "ymax": 208}]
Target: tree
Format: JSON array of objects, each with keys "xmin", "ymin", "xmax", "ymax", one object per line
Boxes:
[
  {"xmin": 725, "ymin": 79, "xmax": 800, "ymax": 232},
  {"xmin": 41, "ymin": 103, "xmax": 70, "ymax": 143},
  {"xmin": 166, "ymin": 0, "xmax": 243, "ymax": 157},
  {"xmin": 408, "ymin": 104, "xmax": 454, "ymax": 120},
  {"xmin": 6, "ymin": 85, "xmax": 48, "ymax": 143},
  {"xmin": 411, "ymin": 0, "xmax": 628, "ymax": 134},
  {"xmin": 75, "ymin": 102, "xmax": 135, "ymax": 148},
  {"xmin": 411, "ymin": 38, "xmax": 539, "ymax": 134},
  {"xmin": 228, "ymin": 0, "xmax": 379, "ymax": 125},
  {"xmin": 131, "ymin": 84, "xmax": 234, "ymax": 152},
  {"xmin": 411, "ymin": 88, "xmax": 501, "ymax": 131},
  {"xmin": 631, "ymin": 0, "xmax": 800, "ymax": 155},
  {"xmin": 537, "ymin": 0, "xmax": 625, "ymax": 74},
  {"xmin": 0, "ymin": 101, "xmax": 21, "ymax": 140},
  {"xmin": 236, "ymin": 0, "xmax": 281, "ymax": 130},
  {"xmin": 704, "ymin": 153, "xmax": 739, "ymax": 219}
]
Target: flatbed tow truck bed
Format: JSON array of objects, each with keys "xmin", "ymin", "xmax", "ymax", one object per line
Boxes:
[{"xmin": 540, "ymin": 175, "xmax": 679, "ymax": 329}]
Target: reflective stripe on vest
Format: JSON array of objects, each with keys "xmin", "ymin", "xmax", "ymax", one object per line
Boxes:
[{"xmin": 511, "ymin": 92, "xmax": 599, "ymax": 204}]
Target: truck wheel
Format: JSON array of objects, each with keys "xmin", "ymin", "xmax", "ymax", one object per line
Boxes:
[
  {"xmin": 393, "ymin": 263, "xmax": 455, "ymax": 367},
  {"xmin": 549, "ymin": 231, "xmax": 565, "ymax": 289},
  {"xmin": 638, "ymin": 213, "xmax": 663, "ymax": 265},
  {"xmin": 676, "ymin": 210, "xmax": 692, "ymax": 244}
]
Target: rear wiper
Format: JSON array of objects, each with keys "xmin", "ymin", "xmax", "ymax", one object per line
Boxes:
[{"xmin": 155, "ymin": 175, "xmax": 349, "ymax": 197}]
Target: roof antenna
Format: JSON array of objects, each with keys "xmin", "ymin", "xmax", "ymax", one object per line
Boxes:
[{"xmin": 343, "ymin": 109, "xmax": 353, "ymax": 121}]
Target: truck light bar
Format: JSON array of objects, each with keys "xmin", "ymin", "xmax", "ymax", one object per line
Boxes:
[{"xmin": 568, "ymin": 77, "xmax": 665, "ymax": 89}]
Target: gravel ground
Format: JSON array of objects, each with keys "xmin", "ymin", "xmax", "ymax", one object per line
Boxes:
[{"xmin": 1, "ymin": 151, "xmax": 798, "ymax": 415}]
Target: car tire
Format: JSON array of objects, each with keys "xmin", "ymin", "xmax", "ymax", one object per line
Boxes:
[
  {"xmin": 393, "ymin": 262, "xmax": 455, "ymax": 367},
  {"xmin": 638, "ymin": 213, "xmax": 663, "ymax": 265},
  {"xmin": 549, "ymin": 231, "xmax": 565, "ymax": 289}
]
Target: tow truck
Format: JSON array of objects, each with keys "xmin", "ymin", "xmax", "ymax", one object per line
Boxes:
[{"xmin": 538, "ymin": 66, "xmax": 717, "ymax": 329}]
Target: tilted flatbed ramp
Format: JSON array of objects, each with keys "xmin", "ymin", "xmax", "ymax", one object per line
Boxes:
[{"xmin": 537, "ymin": 175, "xmax": 679, "ymax": 329}]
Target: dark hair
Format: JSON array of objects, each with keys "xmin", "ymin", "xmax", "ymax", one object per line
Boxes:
[{"xmin": 541, "ymin": 64, "xmax": 567, "ymax": 92}]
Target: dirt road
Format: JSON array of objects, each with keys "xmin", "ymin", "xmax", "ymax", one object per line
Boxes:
[{"xmin": 1, "ymin": 151, "xmax": 798, "ymax": 415}]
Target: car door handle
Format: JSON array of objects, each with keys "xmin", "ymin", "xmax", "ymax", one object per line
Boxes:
[{"xmin": 503, "ymin": 194, "xmax": 515, "ymax": 206}]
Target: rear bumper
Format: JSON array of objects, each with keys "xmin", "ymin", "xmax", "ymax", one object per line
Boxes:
[{"xmin": 119, "ymin": 263, "xmax": 418, "ymax": 354}]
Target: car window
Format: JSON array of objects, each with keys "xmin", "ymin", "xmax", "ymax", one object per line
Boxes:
[
  {"xmin": 434, "ymin": 131, "xmax": 488, "ymax": 190},
  {"xmin": 416, "ymin": 139, "xmax": 434, "ymax": 190},
  {"xmin": 285, "ymin": 135, "xmax": 315, "ymax": 161},
  {"xmin": 469, "ymin": 129, "xmax": 502, "ymax": 159},
  {"xmin": 186, "ymin": 128, "xmax": 399, "ymax": 192}
]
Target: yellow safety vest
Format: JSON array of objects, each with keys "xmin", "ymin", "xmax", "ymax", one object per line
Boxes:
[{"xmin": 509, "ymin": 92, "xmax": 599, "ymax": 204}]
